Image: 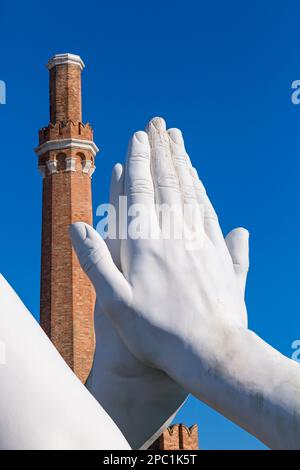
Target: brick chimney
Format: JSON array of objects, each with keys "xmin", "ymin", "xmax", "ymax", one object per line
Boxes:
[{"xmin": 35, "ymin": 53, "xmax": 99, "ymax": 383}]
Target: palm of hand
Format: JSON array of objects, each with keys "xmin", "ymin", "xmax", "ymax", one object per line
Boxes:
[{"xmin": 118, "ymin": 236, "xmax": 247, "ymax": 373}]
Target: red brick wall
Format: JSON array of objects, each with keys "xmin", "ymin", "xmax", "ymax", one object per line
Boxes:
[{"xmin": 50, "ymin": 63, "xmax": 82, "ymax": 124}]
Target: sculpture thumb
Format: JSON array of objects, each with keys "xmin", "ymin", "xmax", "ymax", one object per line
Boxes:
[
  {"xmin": 225, "ymin": 227, "xmax": 249, "ymax": 296},
  {"xmin": 69, "ymin": 222, "xmax": 132, "ymax": 315}
]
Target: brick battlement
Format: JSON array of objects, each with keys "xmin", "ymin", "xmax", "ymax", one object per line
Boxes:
[
  {"xmin": 149, "ymin": 424, "xmax": 199, "ymax": 450},
  {"xmin": 39, "ymin": 120, "xmax": 93, "ymax": 145}
]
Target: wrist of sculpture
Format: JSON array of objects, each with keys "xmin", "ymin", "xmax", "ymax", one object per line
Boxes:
[
  {"xmin": 163, "ymin": 325, "xmax": 300, "ymax": 449},
  {"xmin": 87, "ymin": 361, "xmax": 186, "ymax": 450}
]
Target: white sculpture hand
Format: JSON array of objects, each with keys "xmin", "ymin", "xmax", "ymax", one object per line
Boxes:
[
  {"xmin": 74, "ymin": 120, "xmax": 249, "ymax": 450},
  {"xmin": 0, "ymin": 274, "xmax": 130, "ymax": 450},
  {"xmin": 71, "ymin": 117, "xmax": 300, "ymax": 449}
]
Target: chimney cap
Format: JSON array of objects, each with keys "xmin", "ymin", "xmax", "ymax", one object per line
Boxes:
[{"xmin": 46, "ymin": 53, "xmax": 85, "ymax": 71}]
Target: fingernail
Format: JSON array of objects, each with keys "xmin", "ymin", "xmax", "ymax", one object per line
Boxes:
[
  {"xmin": 134, "ymin": 131, "xmax": 148, "ymax": 144},
  {"xmin": 238, "ymin": 227, "xmax": 250, "ymax": 238},
  {"xmin": 147, "ymin": 116, "xmax": 166, "ymax": 132},
  {"xmin": 168, "ymin": 128, "xmax": 184, "ymax": 145},
  {"xmin": 112, "ymin": 163, "xmax": 123, "ymax": 182}
]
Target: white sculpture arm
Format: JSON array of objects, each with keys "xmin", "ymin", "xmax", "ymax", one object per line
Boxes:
[
  {"xmin": 71, "ymin": 117, "xmax": 300, "ymax": 450},
  {"xmin": 0, "ymin": 273, "xmax": 130, "ymax": 450}
]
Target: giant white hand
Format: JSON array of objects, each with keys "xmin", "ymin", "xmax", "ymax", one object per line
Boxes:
[
  {"xmin": 0, "ymin": 273, "xmax": 130, "ymax": 450},
  {"xmin": 71, "ymin": 117, "xmax": 300, "ymax": 449},
  {"xmin": 77, "ymin": 120, "xmax": 249, "ymax": 450}
]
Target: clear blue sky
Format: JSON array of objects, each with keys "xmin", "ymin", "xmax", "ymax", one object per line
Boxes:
[{"xmin": 1, "ymin": 0, "xmax": 300, "ymax": 449}]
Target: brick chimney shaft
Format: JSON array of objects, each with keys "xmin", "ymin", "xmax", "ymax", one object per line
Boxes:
[
  {"xmin": 35, "ymin": 53, "xmax": 98, "ymax": 384},
  {"xmin": 47, "ymin": 53, "xmax": 84, "ymax": 124}
]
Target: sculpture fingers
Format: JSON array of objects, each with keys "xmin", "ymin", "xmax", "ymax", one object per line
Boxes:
[
  {"xmin": 167, "ymin": 128, "xmax": 197, "ymax": 203},
  {"xmin": 168, "ymin": 128, "xmax": 201, "ymax": 236},
  {"xmin": 191, "ymin": 166, "xmax": 224, "ymax": 246},
  {"xmin": 225, "ymin": 227, "xmax": 249, "ymax": 297},
  {"xmin": 146, "ymin": 117, "xmax": 182, "ymax": 209},
  {"xmin": 124, "ymin": 130, "xmax": 159, "ymax": 237},
  {"xmin": 125, "ymin": 131, "xmax": 155, "ymax": 206},
  {"xmin": 107, "ymin": 163, "xmax": 124, "ymax": 269},
  {"xmin": 70, "ymin": 222, "xmax": 132, "ymax": 314}
]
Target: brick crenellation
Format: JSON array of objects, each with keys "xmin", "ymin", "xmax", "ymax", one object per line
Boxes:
[
  {"xmin": 149, "ymin": 424, "xmax": 199, "ymax": 450},
  {"xmin": 38, "ymin": 120, "xmax": 94, "ymax": 145}
]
